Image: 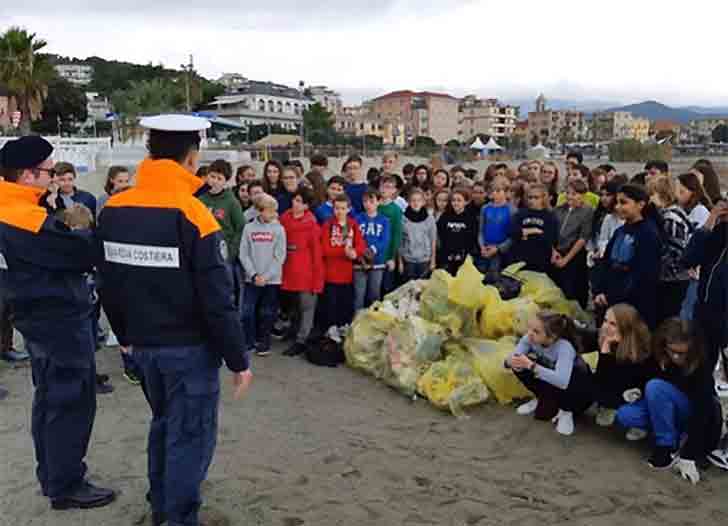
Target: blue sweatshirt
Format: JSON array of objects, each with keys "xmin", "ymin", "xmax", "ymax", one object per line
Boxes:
[
  {"xmin": 346, "ymin": 182, "xmax": 369, "ymax": 215},
  {"xmin": 593, "ymin": 219, "xmax": 661, "ymax": 328},
  {"xmin": 314, "ymin": 202, "xmax": 334, "ymax": 225},
  {"xmin": 355, "ymin": 212, "xmax": 391, "ymax": 268},
  {"xmin": 480, "ymin": 203, "xmax": 513, "ymax": 247}
]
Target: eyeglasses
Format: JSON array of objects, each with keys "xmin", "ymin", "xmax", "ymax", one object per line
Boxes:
[{"xmin": 33, "ymin": 168, "xmax": 56, "ymax": 177}]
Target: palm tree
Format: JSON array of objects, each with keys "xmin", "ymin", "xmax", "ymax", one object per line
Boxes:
[{"xmin": 0, "ymin": 27, "xmax": 55, "ymax": 134}]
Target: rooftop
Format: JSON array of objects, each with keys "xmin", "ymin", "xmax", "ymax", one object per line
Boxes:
[
  {"xmin": 373, "ymin": 90, "xmax": 458, "ymax": 101},
  {"xmin": 225, "ymin": 80, "xmax": 314, "ymax": 101}
]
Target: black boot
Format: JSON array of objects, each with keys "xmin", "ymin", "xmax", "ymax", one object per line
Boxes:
[{"xmin": 51, "ymin": 481, "xmax": 116, "ymax": 510}]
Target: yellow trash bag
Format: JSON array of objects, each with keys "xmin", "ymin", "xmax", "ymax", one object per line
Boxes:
[
  {"xmin": 464, "ymin": 337, "xmax": 532, "ymax": 404},
  {"xmin": 448, "ymin": 257, "xmax": 489, "ymax": 309},
  {"xmin": 479, "ymin": 296, "xmax": 539, "ymax": 340},
  {"xmin": 502, "ymin": 264, "xmax": 592, "ymax": 324},
  {"xmin": 344, "ymin": 305, "xmax": 397, "ymax": 379},
  {"xmin": 382, "ymin": 316, "xmax": 445, "ymax": 397},
  {"xmin": 416, "ymin": 351, "xmax": 489, "ymax": 418}
]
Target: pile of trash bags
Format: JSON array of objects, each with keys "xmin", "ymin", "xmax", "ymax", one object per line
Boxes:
[{"xmin": 344, "ymin": 257, "xmax": 594, "ymax": 417}]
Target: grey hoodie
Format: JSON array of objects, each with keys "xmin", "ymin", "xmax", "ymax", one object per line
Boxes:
[
  {"xmin": 401, "ymin": 214, "xmax": 437, "ymax": 263},
  {"xmin": 239, "ymin": 217, "xmax": 287, "ymax": 284}
]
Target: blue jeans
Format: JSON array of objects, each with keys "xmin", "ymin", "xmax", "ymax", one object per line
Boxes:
[
  {"xmin": 616, "ymin": 379, "xmax": 692, "ymax": 448},
  {"xmin": 353, "ymin": 269, "xmax": 384, "ymax": 311},
  {"xmin": 475, "ymin": 254, "xmax": 501, "ymax": 274},
  {"xmin": 402, "ymin": 261, "xmax": 430, "ymax": 282},
  {"xmin": 680, "ymin": 280, "xmax": 698, "ymax": 321},
  {"xmin": 134, "ymin": 345, "xmax": 221, "ymax": 526},
  {"xmin": 241, "ymin": 283, "xmax": 279, "ymax": 352}
]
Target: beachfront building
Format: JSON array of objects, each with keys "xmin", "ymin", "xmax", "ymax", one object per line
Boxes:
[
  {"xmin": 85, "ymin": 92, "xmax": 111, "ymax": 122},
  {"xmin": 55, "ymin": 64, "xmax": 94, "ymax": 86},
  {"xmin": 307, "ymin": 86, "xmax": 342, "ymax": 114},
  {"xmin": 207, "ymin": 79, "xmax": 315, "ymax": 132},
  {"xmin": 217, "ymin": 73, "xmax": 248, "ymax": 91},
  {"xmin": 528, "ymin": 107, "xmax": 588, "ymax": 147},
  {"xmin": 335, "ymin": 105, "xmax": 407, "ymax": 147},
  {"xmin": 458, "ymin": 96, "xmax": 519, "ymax": 141},
  {"xmin": 688, "ymin": 117, "xmax": 728, "ymax": 143},
  {"xmin": 370, "ymin": 90, "xmax": 459, "ymax": 145},
  {"xmin": 592, "ymin": 111, "xmax": 646, "ymax": 142}
]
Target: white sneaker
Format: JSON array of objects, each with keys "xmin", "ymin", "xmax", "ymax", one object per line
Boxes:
[
  {"xmin": 716, "ymin": 381, "xmax": 728, "ymax": 398},
  {"xmin": 596, "ymin": 407, "xmax": 617, "ymax": 427},
  {"xmin": 625, "ymin": 428, "xmax": 648, "ymax": 441},
  {"xmin": 707, "ymin": 449, "xmax": 728, "ymax": 471},
  {"xmin": 326, "ymin": 326, "xmax": 342, "ymax": 344},
  {"xmin": 555, "ymin": 410, "xmax": 575, "ymax": 436},
  {"xmin": 516, "ymin": 399, "xmax": 539, "ymax": 416}
]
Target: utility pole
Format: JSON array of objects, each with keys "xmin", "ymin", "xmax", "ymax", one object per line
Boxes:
[
  {"xmin": 182, "ymin": 54, "xmax": 194, "ymax": 112},
  {"xmin": 298, "ymin": 80, "xmax": 305, "ymax": 159}
]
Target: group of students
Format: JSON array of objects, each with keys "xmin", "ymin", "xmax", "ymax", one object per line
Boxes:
[{"xmin": 13, "ymin": 150, "xmax": 728, "ymax": 486}]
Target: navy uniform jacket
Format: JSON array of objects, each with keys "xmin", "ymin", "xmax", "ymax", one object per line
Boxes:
[
  {"xmin": 0, "ymin": 181, "xmax": 95, "ymax": 368},
  {"xmin": 96, "ymin": 158, "xmax": 249, "ymax": 373}
]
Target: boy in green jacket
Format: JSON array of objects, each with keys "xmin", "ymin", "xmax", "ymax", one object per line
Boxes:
[
  {"xmin": 378, "ymin": 174, "xmax": 403, "ymax": 295},
  {"xmin": 198, "ymin": 159, "xmax": 245, "ymax": 302}
]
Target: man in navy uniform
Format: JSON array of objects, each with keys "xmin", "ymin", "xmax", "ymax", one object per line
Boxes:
[
  {"xmin": 0, "ymin": 136, "xmax": 116, "ymax": 509},
  {"xmin": 97, "ymin": 115, "xmax": 253, "ymax": 526}
]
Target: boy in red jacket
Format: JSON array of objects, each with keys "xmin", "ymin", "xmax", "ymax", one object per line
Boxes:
[
  {"xmin": 280, "ymin": 188, "xmax": 324, "ymax": 356},
  {"xmin": 321, "ymin": 194, "xmax": 367, "ymax": 341}
]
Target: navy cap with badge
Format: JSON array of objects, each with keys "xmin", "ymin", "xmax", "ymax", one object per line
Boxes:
[{"xmin": 0, "ymin": 136, "xmax": 53, "ymax": 170}]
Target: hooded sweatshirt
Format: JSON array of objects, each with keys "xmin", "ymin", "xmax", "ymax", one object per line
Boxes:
[
  {"xmin": 198, "ymin": 188, "xmax": 245, "ymax": 261},
  {"xmin": 346, "ymin": 182, "xmax": 369, "ymax": 215},
  {"xmin": 378, "ymin": 201, "xmax": 403, "ymax": 262},
  {"xmin": 239, "ymin": 216, "xmax": 287, "ymax": 285},
  {"xmin": 321, "ymin": 216, "xmax": 367, "ymax": 284},
  {"xmin": 592, "ymin": 219, "xmax": 661, "ymax": 328},
  {"xmin": 401, "ymin": 207, "xmax": 437, "ymax": 264},
  {"xmin": 280, "ymin": 209, "xmax": 324, "ymax": 293},
  {"xmin": 436, "ymin": 208, "xmax": 479, "ymax": 266},
  {"xmin": 354, "ymin": 211, "xmax": 391, "ymax": 269}
]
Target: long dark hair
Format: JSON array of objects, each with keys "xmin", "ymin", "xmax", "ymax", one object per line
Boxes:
[
  {"xmin": 538, "ymin": 311, "xmax": 582, "ymax": 353},
  {"xmin": 262, "ymin": 160, "xmax": 283, "ymax": 195},
  {"xmin": 104, "ymin": 165, "xmax": 129, "ymax": 195},
  {"xmin": 618, "ymin": 183, "xmax": 661, "ymax": 226},
  {"xmin": 652, "ymin": 318, "xmax": 704, "ymax": 376},
  {"xmin": 678, "ymin": 172, "xmax": 712, "ymax": 211},
  {"xmin": 591, "ymin": 178, "xmax": 622, "ymax": 237},
  {"xmin": 412, "ymin": 164, "xmax": 432, "ymax": 188},
  {"xmin": 692, "ymin": 160, "xmax": 722, "ymax": 204},
  {"xmin": 305, "ymin": 170, "xmax": 327, "ymax": 208}
]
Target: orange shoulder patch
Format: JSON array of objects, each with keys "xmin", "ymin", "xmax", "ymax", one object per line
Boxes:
[
  {"xmin": 0, "ymin": 204, "xmax": 47, "ymax": 233},
  {"xmin": 104, "ymin": 187, "xmax": 220, "ymax": 238}
]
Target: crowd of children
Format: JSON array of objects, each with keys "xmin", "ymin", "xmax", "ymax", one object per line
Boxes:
[{"xmin": 5, "ymin": 152, "xmax": 727, "ymax": 485}]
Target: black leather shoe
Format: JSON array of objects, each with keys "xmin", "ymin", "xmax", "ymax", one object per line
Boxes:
[
  {"xmin": 96, "ymin": 382, "xmax": 114, "ymax": 395},
  {"xmin": 51, "ymin": 481, "xmax": 116, "ymax": 510},
  {"xmin": 283, "ymin": 342, "xmax": 306, "ymax": 357}
]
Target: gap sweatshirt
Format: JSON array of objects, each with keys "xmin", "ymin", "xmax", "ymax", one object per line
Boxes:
[{"xmin": 354, "ymin": 212, "xmax": 391, "ymax": 268}]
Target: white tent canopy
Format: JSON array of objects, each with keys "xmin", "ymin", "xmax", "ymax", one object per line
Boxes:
[
  {"xmin": 527, "ymin": 143, "xmax": 551, "ymax": 160},
  {"xmin": 470, "ymin": 137, "xmax": 486, "ymax": 150},
  {"xmin": 483, "ymin": 137, "xmax": 503, "ymax": 151}
]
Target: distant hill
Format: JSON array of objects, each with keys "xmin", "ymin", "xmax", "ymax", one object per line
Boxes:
[{"xmin": 603, "ymin": 101, "xmax": 728, "ymax": 124}]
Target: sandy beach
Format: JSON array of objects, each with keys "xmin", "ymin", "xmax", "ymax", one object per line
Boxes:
[{"xmin": 1, "ymin": 344, "xmax": 727, "ymax": 526}]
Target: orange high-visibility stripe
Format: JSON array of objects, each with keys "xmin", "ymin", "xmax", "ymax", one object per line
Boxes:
[{"xmin": 0, "ymin": 181, "xmax": 48, "ymax": 233}]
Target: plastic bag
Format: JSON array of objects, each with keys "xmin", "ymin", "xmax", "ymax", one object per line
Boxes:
[
  {"xmin": 464, "ymin": 337, "xmax": 532, "ymax": 404},
  {"xmin": 479, "ymin": 296, "xmax": 539, "ymax": 340},
  {"xmin": 382, "ymin": 279, "xmax": 426, "ymax": 318},
  {"xmin": 382, "ymin": 316, "xmax": 445, "ymax": 396},
  {"xmin": 344, "ymin": 306, "xmax": 397, "ymax": 378},
  {"xmin": 417, "ymin": 351, "xmax": 489, "ymax": 417}
]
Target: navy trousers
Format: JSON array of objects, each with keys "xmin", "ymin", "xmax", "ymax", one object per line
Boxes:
[
  {"xmin": 134, "ymin": 345, "xmax": 221, "ymax": 526},
  {"xmin": 24, "ymin": 320, "xmax": 97, "ymax": 499}
]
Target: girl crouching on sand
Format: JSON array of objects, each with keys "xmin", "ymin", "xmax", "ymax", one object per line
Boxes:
[
  {"xmin": 615, "ymin": 318, "xmax": 723, "ymax": 483},
  {"xmin": 504, "ymin": 311, "xmax": 594, "ymax": 436},
  {"xmin": 591, "ymin": 304, "xmax": 652, "ymax": 439}
]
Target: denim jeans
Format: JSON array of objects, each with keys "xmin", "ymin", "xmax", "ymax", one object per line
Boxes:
[
  {"xmin": 353, "ymin": 269, "xmax": 384, "ymax": 311},
  {"xmin": 679, "ymin": 280, "xmax": 698, "ymax": 321},
  {"xmin": 241, "ymin": 283, "xmax": 280, "ymax": 352},
  {"xmin": 402, "ymin": 261, "xmax": 430, "ymax": 283},
  {"xmin": 475, "ymin": 254, "xmax": 501, "ymax": 275},
  {"xmin": 616, "ymin": 378, "xmax": 692, "ymax": 448}
]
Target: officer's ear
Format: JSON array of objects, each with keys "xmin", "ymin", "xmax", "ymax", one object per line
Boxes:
[{"xmin": 181, "ymin": 148, "xmax": 200, "ymax": 175}]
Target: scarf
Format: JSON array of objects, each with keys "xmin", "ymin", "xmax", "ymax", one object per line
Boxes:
[{"xmin": 404, "ymin": 206, "xmax": 429, "ymax": 223}]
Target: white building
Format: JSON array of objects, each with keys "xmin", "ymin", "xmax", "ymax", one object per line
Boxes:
[
  {"xmin": 458, "ymin": 95, "xmax": 519, "ymax": 140},
  {"xmin": 307, "ymin": 85, "xmax": 342, "ymax": 114},
  {"xmin": 85, "ymin": 92, "xmax": 111, "ymax": 122},
  {"xmin": 216, "ymin": 73, "xmax": 248, "ymax": 91},
  {"xmin": 55, "ymin": 64, "xmax": 94, "ymax": 86},
  {"xmin": 207, "ymin": 80, "xmax": 314, "ymax": 131}
]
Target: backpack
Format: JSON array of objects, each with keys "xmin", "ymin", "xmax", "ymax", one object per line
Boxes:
[
  {"xmin": 483, "ymin": 270, "xmax": 522, "ymax": 300},
  {"xmin": 305, "ymin": 337, "xmax": 346, "ymax": 367}
]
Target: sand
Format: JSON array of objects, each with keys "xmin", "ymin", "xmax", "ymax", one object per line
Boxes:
[{"xmin": 1, "ymin": 345, "xmax": 728, "ymax": 526}]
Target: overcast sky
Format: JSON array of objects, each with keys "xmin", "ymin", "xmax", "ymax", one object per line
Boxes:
[{"xmin": 2, "ymin": 0, "xmax": 726, "ymax": 108}]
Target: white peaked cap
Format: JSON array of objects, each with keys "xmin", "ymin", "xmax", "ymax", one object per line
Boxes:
[{"xmin": 140, "ymin": 114, "xmax": 211, "ymax": 132}]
